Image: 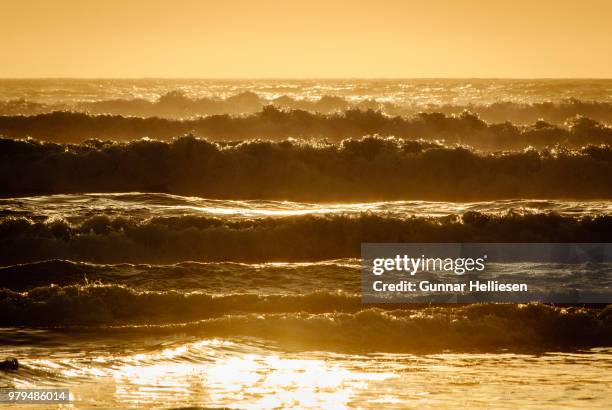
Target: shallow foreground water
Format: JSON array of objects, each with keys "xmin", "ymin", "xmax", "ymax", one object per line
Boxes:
[{"xmin": 2, "ymin": 334, "xmax": 611, "ymax": 409}]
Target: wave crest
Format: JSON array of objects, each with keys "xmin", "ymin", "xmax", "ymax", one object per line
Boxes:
[
  {"xmin": 1, "ymin": 136, "xmax": 612, "ymax": 200},
  {"xmin": 1, "ymin": 284, "xmax": 609, "ymax": 352},
  {"xmin": 1, "ymin": 108, "xmax": 612, "ymax": 149},
  {"xmin": 4, "ymin": 92, "xmax": 612, "ymax": 125},
  {"xmin": 1, "ymin": 212, "xmax": 611, "ymax": 264}
]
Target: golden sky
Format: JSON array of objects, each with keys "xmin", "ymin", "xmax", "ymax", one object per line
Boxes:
[{"xmin": 1, "ymin": 0, "xmax": 611, "ymax": 78}]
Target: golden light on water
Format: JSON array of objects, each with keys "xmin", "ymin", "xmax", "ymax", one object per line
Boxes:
[
  {"xmin": 22, "ymin": 339, "xmax": 394, "ymax": 408},
  {"xmin": 110, "ymin": 347, "xmax": 394, "ymax": 408},
  {"xmin": 1, "ymin": 1, "xmax": 611, "ymax": 402},
  {"xmin": 15, "ymin": 339, "xmax": 612, "ymax": 408}
]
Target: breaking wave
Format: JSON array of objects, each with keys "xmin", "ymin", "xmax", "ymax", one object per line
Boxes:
[
  {"xmin": 1, "ymin": 212, "xmax": 611, "ymax": 264},
  {"xmin": 4, "ymin": 91, "xmax": 612, "ymax": 125},
  {"xmin": 1, "ymin": 136, "xmax": 612, "ymax": 200},
  {"xmin": 2, "ymin": 108, "xmax": 612, "ymax": 149},
  {"xmin": 0, "ymin": 259, "xmax": 360, "ymax": 293},
  {"xmin": 0, "ymin": 283, "xmax": 609, "ymax": 352}
]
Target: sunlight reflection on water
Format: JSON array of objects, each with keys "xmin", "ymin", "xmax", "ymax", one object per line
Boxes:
[
  {"xmin": 7, "ymin": 338, "xmax": 611, "ymax": 409},
  {"xmin": 4, "ymin": 193, "xmax": 612, "ymax": 223}
]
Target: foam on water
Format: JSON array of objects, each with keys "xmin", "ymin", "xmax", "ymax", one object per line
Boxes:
[{"xmin": 4, "ymin": 193, "xmax": 612, "ymax": 222}]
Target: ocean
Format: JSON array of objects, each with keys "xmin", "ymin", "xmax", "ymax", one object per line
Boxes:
[{"xmin": 0, "ymin": 80, "xmax": 611, "ymax": 408}]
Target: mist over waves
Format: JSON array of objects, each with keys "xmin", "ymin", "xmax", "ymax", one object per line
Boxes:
[
  {"xmin": 4, "ymin": 90, "xmax": 612, "ymax": 125},
  {"xmin": 2, "ymin": 107, "xmax": 612, "ymax": 150}
]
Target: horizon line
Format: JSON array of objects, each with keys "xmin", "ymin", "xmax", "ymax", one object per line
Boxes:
[{"xmin": 1, "ymin": 77, "xmax": 612, "ymax": 81}]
